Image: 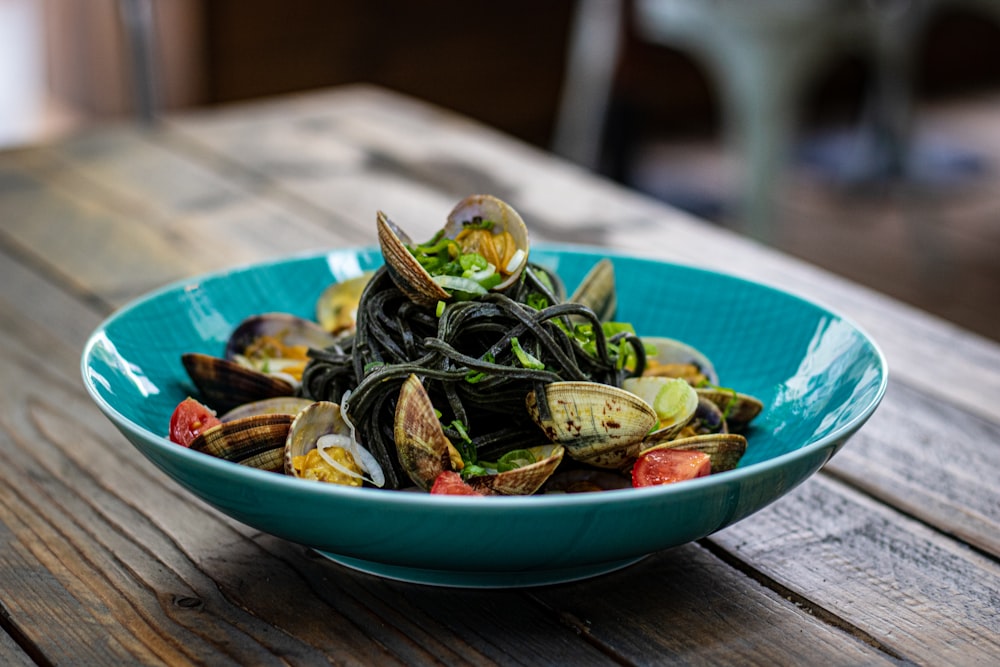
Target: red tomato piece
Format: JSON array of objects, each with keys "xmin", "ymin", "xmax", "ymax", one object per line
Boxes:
[
  {"xmin": 430, "ymin": 471, "xmax": 484, "ymax": 496},
  {"xmin": 632, "ymin": 449, "xmax": 711, "ymax": 487},
  {"xmin": 168, "ymin": 397, "xmax": 221, "ymax": 447}
]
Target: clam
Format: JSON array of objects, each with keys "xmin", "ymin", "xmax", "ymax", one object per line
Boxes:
[
  {"xmin": 526, "ymin": 381, "xmax": 658, "ymax": 469},
  {"xmin": 466, "ymin": 444, "xmax": 565, "ymax": 496},
  {"xmin": 695, "ymin": 387, "xmax": 764, "ymax": 431},
  {"xmin": 622, "ymin": 376, "xmax": 699, "ymax": 442},
  {"xmin": 377, "ymin": 211, "xmax": 449, "ymax": 308},
  {"xmin": 394, "ymin": 374, "xmax": 563, "ymax": 495},
  {"xmin": 568, "ymin": 258, "xmax": 616, "ymax": 322},
  {"xmin": 640, "ymin": 336, "xmax": 763, "ymax": 431},
  {"xmin": 393, "ymin": 374, "xmax": 465, "ymax": 490},
  {"xmin": 444, "ymin": 194, "xmax": 530, "ymax": 292},
  {"xmin": 182, "ymin": 352, "xmax": 296, "ymax": 414},
  {"xmin": 284, "ymin": 400, "xmax": 384, "ymax": 487},
  {"xmin": 638, "ymin": 433, "xmax": 748, "ymax": 473},
  {"xmin": 377, "ymin": 194, "xmax": 530, "ymax": 308},
  {"xmin": 226, "ymin": 313, "xmax": 338, "ymax": 383},
  {"xmin": 315, "ymin": 272, "xmax": 374, "ymax": 335},
  {"xmin": 680, "ymin": 396, "xmax": 729, "ymax": 437},
  {"xmin": 641, "ymin": 336, "xmax": 719, "ymax": 387},
  {"xmin": 182, "ymin": 313, "xmax": 336, "ymax": 414},
  {"xmin": 188, "ymin": 414, "xmax": 292, "ymax": 472}
]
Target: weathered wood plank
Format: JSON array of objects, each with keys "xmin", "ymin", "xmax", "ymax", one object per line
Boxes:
[
  {"xmin": 0, "ymin": 631, "xmax": 35, "ymax": 667},
  {"xmin": 0, "ymin": 135, "xmax": 360, "ymax": 311},
  {"xmin": 532, "ymin": 473, "xmax": 1000, "ymax": 666},
  {"xmin": 529, "ymin": 543, "xmax": 901, "ymax": 665},
  {"xmin": 710, "ymin": 475, "xmax": 1000, "ymax": 666},
  {"xmin": 45, "ymin": 126, "xmax": 371, "ymax": 248},
  {"xmin": 826, "ymin": 380, "xmax": 1000, "ymax": 555},
  {"xmin": 0, "ymin": 156, "xmax": 204, "ymax": 307}
]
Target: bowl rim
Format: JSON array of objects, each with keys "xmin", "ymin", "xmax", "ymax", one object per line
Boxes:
[{"xmin": 81, "ymin": 243, "xmax": 889, "ymax": 510}]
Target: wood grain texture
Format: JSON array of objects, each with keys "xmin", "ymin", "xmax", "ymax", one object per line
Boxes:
[
  {"xmin": 529, "ymin": 543, "xmax": 901, "ymax": 665},
  {"xmin": 0, "ymin": 632, "xmax": 34, "ymax": 667},
  {"xmin": 826, "ymin": 381, "xmax": 1000, "ymax": 555},
  {"xmin": 712, "ymin": 475, "xmax": 1000, "ymax": 666}
]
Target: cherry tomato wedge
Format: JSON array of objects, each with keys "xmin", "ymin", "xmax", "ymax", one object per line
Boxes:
[
  {"xmin": 632, "ymin": 449, "xmax": 711, "ymax": 487},
  {"xmin": 430, "ymin": 471, "xmax": 484, "ymax": 496},
  {"xmin": 169, "ymin": 397, "xmax": 222, "ymax": 447}
]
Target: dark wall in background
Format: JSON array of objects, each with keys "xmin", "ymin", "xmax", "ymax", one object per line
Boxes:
[
  {"xmin": 200, "ymin": 2, "xmax": 1000, "ymax": 149},
  {"xmin": 202, "ymin": 0, "xmax": 576, "ymax": 147}
]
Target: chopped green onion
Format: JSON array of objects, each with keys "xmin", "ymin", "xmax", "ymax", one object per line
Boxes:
[
  {"xmin": 449, "ymin": 419, "xmax": 477, "ymax": 464},
  {"xmin": 478, "ymin": 272, "xmax": 503, "ymax": 290},
  {"xmin": 462, "ymin": 217, "xmax": 495, "ymax": 231},
  {"xmin": 432, "ymin": 275, "xmax": 488, "ymax": 297},
  {"xmin": 497, "ymin": 448, "xmax": 536, "ymax": 471},
  {"xmin": 460, "ymin": 464, "xmax": 489, "ymax": 479},
  {"xmin": 451, "ymin": 419, "xmax": 472, "ymax": 443},
  {"xmin": 511, "ymin": 337, "xmax": 545, "ymax": 370},
  {"xmin": 616, "ymin": 339, "xmax": 629, "ymax": 370},
  {"xmin": 463, "ymin": 264, "xmax": 495, "ymax": 283},
  {"xmin": 465, "ymin": 351, "xmax": 495, "ymax": 383},
  {"xmin": 459, "ymin": 252, "xmax": 489, "ymax": 272},
  {"xmin": 603, "ymin": 321, "xmax": 637, "ymax": 337},
  {"xmin": 526, "ymin": 293, "xmax": 549, "ymax": 310},
  {"xmin": 485, "ymin": 448, "xmax": 538, "ymax": 472}
]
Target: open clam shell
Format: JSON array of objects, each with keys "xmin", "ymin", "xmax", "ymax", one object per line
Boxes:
[
  {"xmin": 377, "ymin": 211, "xmax": 450, "ymax": 308},
  {"xmin": 467, "ymin": 444, "xmax": 565, "ymax": 496},
  {"xmin": 568, "ymin": 258, "xmax": 616, "ymax": 322},
  {"xmin": 394, "ymin": 374, "xmax": 562, "ymax": 495},
  {"xmin": 377, "ymin": 195, "xmax": 530, "ymax": 308},
  {"xmin": 683, "ymin": 396, "xmax": 729, "ymax": 436},
  {"xmin": 695, "ymin": 387, "xmax": 764, "ymax": 431},
  {"xmin": 182, "ymin": 352, "xmax": 296, "ymax": 414},
  {"xmin": 526, "ymin": 381, "xmax": 658, "ymax": 469},
  {"xmin": 444, "ymin": 194, "xmax": 530, "ymax": 292},
  {"xmin": 315, "ymin": 272, "xmax": 374, "ymax": 335},
  {"xmin": 225, "ymin": 312, "xmax": 337, "ymax": 378},
  {"xmin": 220, "ymin": 396, "xmax": 314, "ymax": 422},
  {"xmin": 283, "ymin": 400, "xmax": 383, "ymax": 487},
  {"xmin": 622, "ymin": 376, "xmax": 699, "ymax": 442}
]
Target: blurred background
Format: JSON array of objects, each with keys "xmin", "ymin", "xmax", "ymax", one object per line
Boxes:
[{"xmin": 2, "ymin": 0, "xmax": 999, "ymax": 340}]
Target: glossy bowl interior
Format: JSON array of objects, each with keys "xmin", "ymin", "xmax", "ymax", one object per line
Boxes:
[{"xmin": 82, "ymin": 245, "xmax": 887, "ymax": 587}]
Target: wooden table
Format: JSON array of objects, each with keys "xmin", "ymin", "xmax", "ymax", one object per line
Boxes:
[{"xmin": 2, "ymin": 84, "xmax": 998, "ymax": 665}]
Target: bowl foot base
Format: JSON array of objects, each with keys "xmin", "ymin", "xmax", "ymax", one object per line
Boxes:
[{"xmin": 314, "ymin": 550, "xmax": 648, "ymax": 588}]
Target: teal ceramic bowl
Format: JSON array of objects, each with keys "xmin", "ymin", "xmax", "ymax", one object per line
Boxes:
[{"xmin": 82, "ymin": 245, "xmax": 887, "ymax": 587}]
